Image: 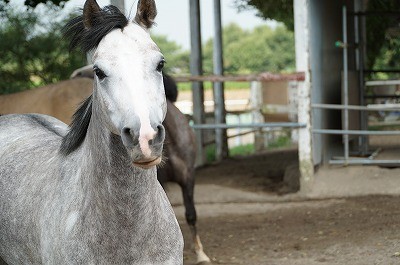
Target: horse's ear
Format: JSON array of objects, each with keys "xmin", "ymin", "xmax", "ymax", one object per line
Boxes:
[
  {"xmin": 83, "ymin": 0, "xmax": 101, "ymax": 29},
  {"xmin": 134, "ymin": 0, "xmax": 157, "ymax": 29}
]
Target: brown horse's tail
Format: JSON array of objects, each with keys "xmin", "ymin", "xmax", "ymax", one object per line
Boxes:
[{"xmin": 163, "ymin": 74, "xmax": 178, "ymax": 103}]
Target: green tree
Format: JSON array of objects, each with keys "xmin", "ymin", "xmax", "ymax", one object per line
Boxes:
[
  {"xmin": 236, "ymin": 0, "xmax": 400, "ymax": 78},
  {"xmin": 234, "ymin": 0, "xmax": 294, "ymax": 31},
  {"xmin": 203, "ymin": 23, "xmax": 295, "ymax": 74},
  {"xmin": 0, "ymin": 4, "xmax": 85, "ymax": 94},
  {"xmin": 1, "ymin": 0, "xmax": 65, "ymax": 9},
  {"xmin": 365, "ymin": 0, "xmax": 400, "ymax": 74},
  {"xmin": 151, "ymin": 34, "xmax": 190, "ymax": 74}
]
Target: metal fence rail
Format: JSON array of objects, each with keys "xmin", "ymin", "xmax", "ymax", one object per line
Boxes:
[
  {"xmin": 191, "ymin": 122, "xmax": 306, "ymax": 130},
  {"xmin": 312, "ymin": 129, "xmax": 400, "ymax": 136},
  {"xmin": 312, "ymin": 103, "xmax": 400, "ymax": 111},
  {"xmin": 329, "ymin": 159, "xmax": 400, "ymax": 165}
]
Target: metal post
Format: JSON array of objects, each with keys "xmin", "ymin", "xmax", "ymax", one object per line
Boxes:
[
  {"xmin": 355, "ymin": 6, "xmax": 368, "ymax": 155},
  {"xmin": 213, "ymin": 0, "xmax": 228, "ymax": 161},
  {"xmin": 342, "ymin": 5, "xmax": 350, "ymax": 164},
  {"xmin": 189, "ymin": 0, "xmax": 206, "ymax": 166}
]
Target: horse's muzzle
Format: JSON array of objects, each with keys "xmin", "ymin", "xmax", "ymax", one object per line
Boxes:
[
  {"xmin": 132, "ymin": 156, "xmax": 162, "ymax": 169},
  {"xmin": 121, "ymin": 123, "xmax": 165, "ymax": 168}
]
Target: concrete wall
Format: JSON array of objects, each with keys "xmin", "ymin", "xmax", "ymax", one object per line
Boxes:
[{"xmin": 295, "ymin": 0, "xmax": 314, "ymax": 193}]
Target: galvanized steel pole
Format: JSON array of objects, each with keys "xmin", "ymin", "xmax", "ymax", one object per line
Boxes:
[
  {"xmin": 342, "ymin": 5, "xmax": 349, "ymax": 165},
  {"xmin": 213, "ymin": 0, "xmax": 228, "ymax": 161},
  {"xmin": 354, "ymin": 4, "xmax": 368, "ymax": 155},
  {"xmin": 189, "ymin": 0, "xmax": 206, "ymax": 166}
]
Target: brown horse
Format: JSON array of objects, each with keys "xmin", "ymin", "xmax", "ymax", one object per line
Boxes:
[
  {"xmin": 0, "ymin": 74, "xmax": 210, "ymax": 264},
  {"xmin": 0, "ymin": 78, "xmax": 92, "ymax": 124}
]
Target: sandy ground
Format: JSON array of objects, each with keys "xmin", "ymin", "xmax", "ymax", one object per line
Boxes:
[
  {"xmin": 173, "ymin": 90, "xmax": 400, "ymax": 264},
  {"xmin": 165, "ymin": 149, "xmax": 400, "ymax": 265},
  {"xmin": 179, "ymin": 196, "xmax": 400, "ymax": 265}
]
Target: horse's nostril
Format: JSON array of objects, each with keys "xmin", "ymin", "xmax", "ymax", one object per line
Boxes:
[
  {"xmin": 157, "ymin": 125, "xmax": 165, "ymax": 134},
  {"xmin": 121, "ymin": 127, "xmax": 140, "ymax": 148},
  {"xmin": 156, "ymin": 124, "xmax": 165, "ymax": 141},
  {"xmin": 123, "ymin": 127, "xmax": 131, "ymax": 135}
]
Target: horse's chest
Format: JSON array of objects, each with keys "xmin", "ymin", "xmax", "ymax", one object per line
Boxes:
[{"xmin": 50, "ymin": 204, "xmax": 183, "ymax": 264}]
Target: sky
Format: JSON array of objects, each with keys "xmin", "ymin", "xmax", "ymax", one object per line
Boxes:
[{"xmin": 62, "ymin": 0, "xmax": 276, "ymax": 50}]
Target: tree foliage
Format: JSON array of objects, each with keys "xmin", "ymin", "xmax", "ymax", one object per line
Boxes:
[
  {"xmin": 151, "ymin": 34, "xmax": 190, "ymax": 74},
  {"xmin": 365, "ymin": 0, "xmax": 400, "ymax": 76},
  {"xmin": 1, "ymin": 0, "xmax": 64, "ymax": 9},
  {"xmin": 236, "ymin": 0, "xmax": 400, "ymax": 79},
  {"xmin": 0, "ymin": 4, "xmax": 85, "ymax": 94},
  {"xmin": 0, "ymin": 3, "xmax": 296, "ymax": 95},
  {"xmin": 202, "ymin": 23, "xmax": 295, "ymax": 74},
  {"xmin": 234, "ymin": 0, "xmax": 294, "ymax": 31}
]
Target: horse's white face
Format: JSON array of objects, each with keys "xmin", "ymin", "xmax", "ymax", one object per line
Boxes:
[{"xmin": 88, "ymin": 1, "xmax": 166, "ymax": 169}]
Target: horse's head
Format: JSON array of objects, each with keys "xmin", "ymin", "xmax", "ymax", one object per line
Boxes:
[{"xmin": 62, "ymin": 0, "xmax": 166, "ymax": 169}]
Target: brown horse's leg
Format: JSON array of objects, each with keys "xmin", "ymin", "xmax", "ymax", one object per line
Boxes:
[
  {"xmin": 180, "ymin": 177, "xmax": 211, "ymax": 264},
  {"xmin": 189, "ymin": 225, "xmax": 211, "ymax": 264}
]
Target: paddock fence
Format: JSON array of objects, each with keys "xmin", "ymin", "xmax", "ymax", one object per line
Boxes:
[{"xmin": 172, "ymin": 72, "xmax": 306, "ymax": 165}]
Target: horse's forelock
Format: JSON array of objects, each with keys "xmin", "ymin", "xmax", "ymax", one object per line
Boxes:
[{"xmin": 63, "ymin": 5, "xmax": 129, "ymax": 54}]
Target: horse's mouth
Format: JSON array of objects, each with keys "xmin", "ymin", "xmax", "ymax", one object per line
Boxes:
[{"xmin": 132, "ymin": 157, "xmax": 162, "ymax": 169}]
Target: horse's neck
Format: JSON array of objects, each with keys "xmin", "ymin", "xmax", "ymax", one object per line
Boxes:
[
  {"xmin": 58, "ymin": 111, "xmax": 182, "ymax": 263},
  {"xmin": 78, "ymin": 114, "xmax": 161, "ymax": 224}
]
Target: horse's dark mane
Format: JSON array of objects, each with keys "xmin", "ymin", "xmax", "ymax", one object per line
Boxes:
[
  {"xmin": 60, "ymin": 96, "xmax": 92, "ymax": 155},
  {"xmin": 60, "ymin": 5, "xmax": 128, "ymax": 155},
  {"xmin": 163, "ymin": 74, "xmax": 178, "ymax": 103},
  {"xmin": 63, "ymin": 5, "xmax": 129, "ymax": 53}
]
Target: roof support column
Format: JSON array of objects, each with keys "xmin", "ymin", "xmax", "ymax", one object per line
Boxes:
[
  {"xmin": 294, "ymin": 0, "xmax": 314, "ymax": 193},
  {"xmin": 213, "ymin": 0, "xmax": 228, "ymax": 161},
  {"xmin": 189, "ymin": 0, "xmax": 206, "ymax": 166}
]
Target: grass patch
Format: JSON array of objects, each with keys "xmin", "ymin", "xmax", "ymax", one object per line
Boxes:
[
  {"xmin": 205, "ymin": 143, "xmax": 255, "ymax": 163},
  {"xmin": 268, "ymin": 135, "xmax": 291, "ymax": 149},
  {"xmin": 204, "ymin": 135, "xmax": 291, "ymax": 163},
  {"xmin": 229, "ymin": 144, "xmax": 254, "ymax": 157},
  {"xmin": 205, "ymin": 144, "xmax": 216, "ymax": 163}
]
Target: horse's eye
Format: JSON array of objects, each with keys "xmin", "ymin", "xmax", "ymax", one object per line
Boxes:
[
  {"xmin": 156, "ymin": 60, "xmax": 165, "ymax": 72},
  {"xmin": 93, "ymin": 66, "xmax": 107, "ymax": 80}
]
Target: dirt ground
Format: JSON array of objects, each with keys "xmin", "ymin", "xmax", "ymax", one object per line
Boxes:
[
  {"xmin": 175, "ymin": 89, "xmax": 400, "ymax": 264},
  {"xmin": 180, "ymin": 196, "xmax": 400, "ymax": 265},
  {"xmin": 175, "ymin": 150, "xmax": 400, "ymax": 265}
]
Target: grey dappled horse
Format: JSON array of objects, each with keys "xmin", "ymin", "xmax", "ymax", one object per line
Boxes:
[
  {"xmin": 0, "ymin": 73, "xmax": 210, "ymax": 264},
  {"xmin": 0, "ymin": 0, "xmax": 184, "ymax": 264},
  {"xmin": 70, "ymin": 67, "xmax": 211, "ymax": 264}
]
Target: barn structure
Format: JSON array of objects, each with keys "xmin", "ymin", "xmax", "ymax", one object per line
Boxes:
[
  {"xmin": 185, "ymin": 0, "xmax": 400, "ymax": 194},
  {"xmin": 294, "ymin": 0, "xmax": 400, "ymax": 192}
]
